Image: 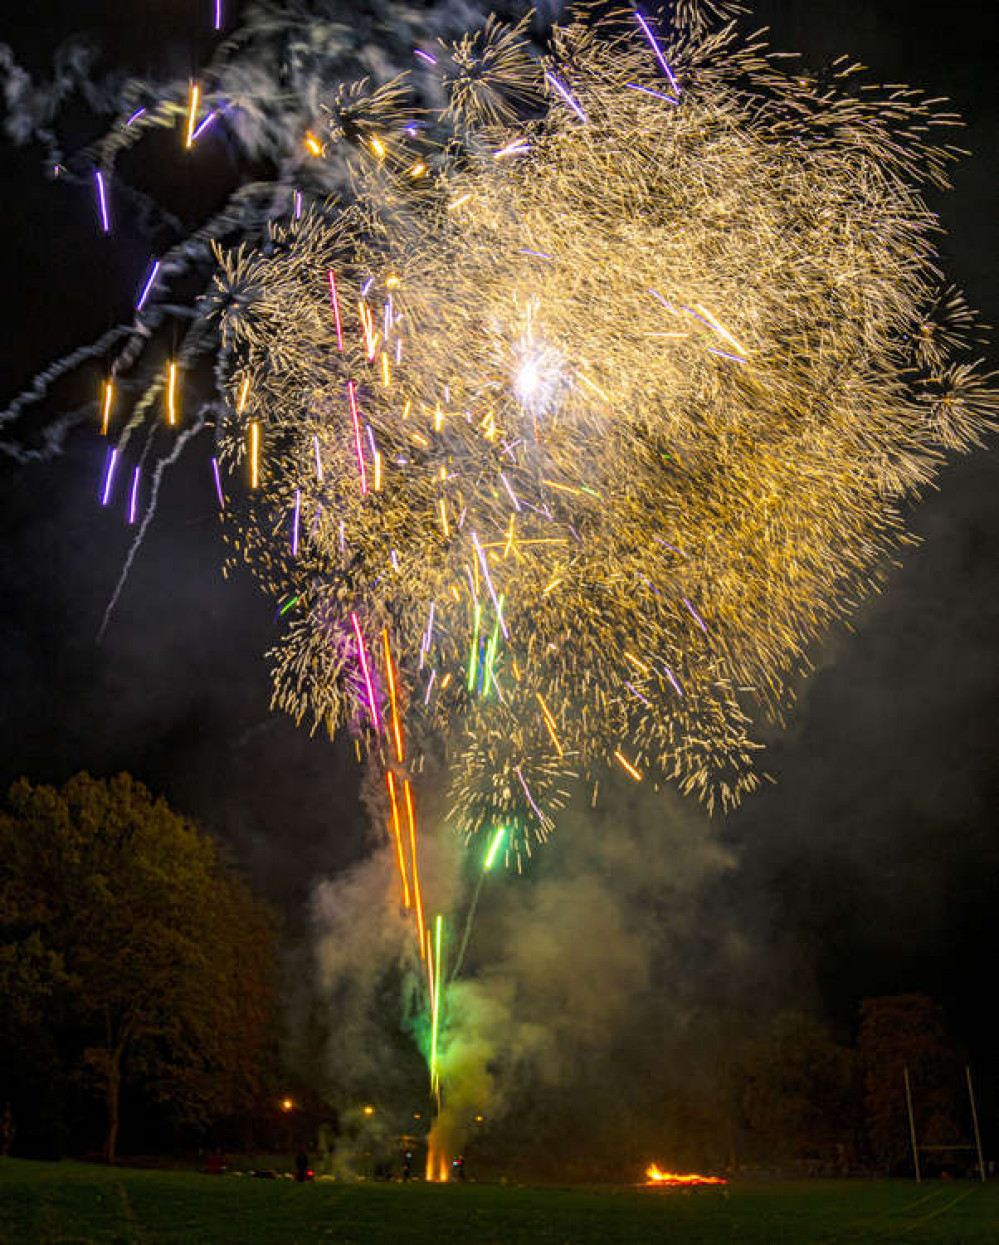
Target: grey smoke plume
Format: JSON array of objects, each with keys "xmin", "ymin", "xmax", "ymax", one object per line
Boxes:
[
  {"xmin": 307, "ymin": 775, "xmax": 779, "ymax": 1178},
  {"xmin": 1, "ymin": 0, "xmax": 550, "ymax": 462}
]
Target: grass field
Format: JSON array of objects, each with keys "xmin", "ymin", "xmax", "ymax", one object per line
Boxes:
[{"xmin": 2, "ymin": 1160, "xmax": 997, "ymax": 1244}]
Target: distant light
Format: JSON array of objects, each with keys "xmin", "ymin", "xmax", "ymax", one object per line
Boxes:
[
  {"xmin": 281, "ymin": 1098, "xmax": 293, "ymax": 1112},
  {"xmin": 363, "ymin": 1105, "xmax": 375, "ymax": 1117}
]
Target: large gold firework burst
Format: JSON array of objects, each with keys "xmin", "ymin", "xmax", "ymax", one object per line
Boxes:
[{"xmin": 215, "ymin": 5, "xmax": 996, "ymax": 867}]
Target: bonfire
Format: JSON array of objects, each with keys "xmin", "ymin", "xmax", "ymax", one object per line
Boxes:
[{"xmin": 644, "ymin": 1164, "xmax": 727, "ymax": 1187}]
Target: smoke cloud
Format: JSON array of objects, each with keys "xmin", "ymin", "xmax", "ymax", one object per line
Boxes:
[{"xmin": 306, "ymin": 775, "xmax": 785, "ymax": 1178}]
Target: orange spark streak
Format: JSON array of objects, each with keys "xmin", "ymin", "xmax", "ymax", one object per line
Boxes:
[
  {"xmin": 385, "ymin": 771, "xmax": 411, "ymax": 908},
  {"xmin": 249, "ymin": 421, "xmax": 260, "ymax": 488},
  {"xmin": 404, "ymin": 779, "xmax": 426, "ymax": 958},
  {"xmin": 166, "ymin": 362, "xmax": 178, "ymax": 426},
  {"xmin": 184, "ymin": 84, "xmax": 200, "ymax": 149},
  {"xmin": 101, "ymin": 381, "xmax": 113, "ymax": 435},
  {"xmin": 614, "ymin": 749, "xmax": 643, "ymax": 781},
  {"xmin": 382, "ymin": 628, "xmax": 405, "ymax": 763},
  {"xmin": 535, "ymin": 692, "xmax": 564, "ymax": 757}
]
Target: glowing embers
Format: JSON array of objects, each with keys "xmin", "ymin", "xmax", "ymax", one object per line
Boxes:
[{"xmin": 644, "ymin": 1163, "xmax": 727, "ymax": 1187}]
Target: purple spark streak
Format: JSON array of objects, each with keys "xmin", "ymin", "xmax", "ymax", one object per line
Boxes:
[
  {"xmin": 664, "ymin": 666, "xmax": 685, "ymax": 697},
  {"xmin": 544, "ymin": 72, "xmax": 588, "ymax": 123},
  {"xmin": 192, "ymin": 111, "xmax": 217, "ymax": 142},
  {"xmin": 136, "ymin": 259, "xmax": 161, "ymax": 311},
  {"xmin": 649, "ymin": 288, "xmax": 678, "ymax": 313},
  {"xmin": 213, "ymin": 0, "xmax": 222, "ymax": 29},
  {"xmin": 128, "ymin": 467, "xmax": 140, "ymax": 524},
  {"xmin": 653, "ymin": 536, "xmax": 687, "ymax": 557},
  {"xmin": 634, "ymin": 11, "xmax": 680, "ymax": 94},
  {"xmin": 518, "ymin": 248, "xmax": 554, "ymax": 260},
  {"xmin": 707, "ymin": 347, "xmax": 746, "ymax": 364},
  {"xmin": 414, "ymin": 49, "xmax": 438, "ymax": 66},
  {"xmin": 125, "ymin": 108, "xmax": 146, "ymax": 127},
  {"xmin": 100, "ymin": 448, "xmax": 118, "ymax": 505},
  {"xmin": 472, "ymin": 531, "xmax": 509, "ymax": 639},
  {"xmin": 500, "ymin": 472, "xmax": 521, "ymax": 511},
  {"xmin": 291, "ymin": 489, "xmax": 301, "ymax": 555},
  {"xmin": 294, "ymin": 189, "xmax": 303, "ymax": 219},
  {"xmin": 310, "ymin": 503, "xmax": 323, "ymax": 539},
  {"xmin": 423, "ymin": 669, "xmax": 437, "ymax": 705},
  {"xmin": 515, "ymin": 765, "xmax": 545, "ymax": 823},
  {"xmin": 94, "ymin": 170, "xmax": 110, "ymax": 233},
  {"xmin": 625, "ymin": 82, "xmax": 678, "ymax": 104},
  {"xmin": 211, "ymin": 457, "xmax": 225, "ymax": 509},
  {"xmin": 313, "ymin": 434, "xmax": 323, "ymax": 480},
  {"xmin": 681, "ymin": 597, "xmax": 709, "ymax": 634}
]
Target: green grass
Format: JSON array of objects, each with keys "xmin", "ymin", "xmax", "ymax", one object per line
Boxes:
[{"xmin": 2, "ymin": 1160, "xmax": 997, "ymax": 1244}]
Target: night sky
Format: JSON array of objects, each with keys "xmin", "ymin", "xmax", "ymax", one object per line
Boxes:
[{"xmin": 2, "ymin": 0, "xmax": 998, "ymax": 1068}]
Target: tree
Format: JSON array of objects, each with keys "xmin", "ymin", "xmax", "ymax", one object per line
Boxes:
[
  {"xmin": 857, "ymin": 995, "xmax": 963, "ymax": 1172},
  {"xmin": 0, "ymin": 773, "xmax": 276, "ymax": 1162},
  {"xmin": 740, "ymin": 1012, "xmax": 857, "ymax": 1165}
]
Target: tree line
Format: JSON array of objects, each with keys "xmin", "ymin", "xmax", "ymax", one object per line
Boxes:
[{"xmin": 0, "ymin": 773, "xmax": 980, "ymax": 1175}]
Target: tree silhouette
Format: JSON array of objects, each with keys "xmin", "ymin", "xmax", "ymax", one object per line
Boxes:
[
  {"xmin": 858, "ymin": 994, "xmax": 963, "ymax": 1172},
  {"xmin": 0, "ymin": 772, "xmax": 275, "ymax": 1162}
]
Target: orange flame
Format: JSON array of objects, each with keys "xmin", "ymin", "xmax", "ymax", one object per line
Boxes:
[
  {"xmin": 425, "ymin": 1137, "xmax": 450, "ymax": 1182},
  {"xmin": 644, "ymin": 1164, "xmax": 727, "ymax": 1187}
]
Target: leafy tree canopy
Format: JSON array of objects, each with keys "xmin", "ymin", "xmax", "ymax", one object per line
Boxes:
[{"xmin": 0, "ymin": 772, "xmax": 276, "ymax": 1161}]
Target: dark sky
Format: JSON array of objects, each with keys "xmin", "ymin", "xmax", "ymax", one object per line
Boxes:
[{"xmin": 1, "ymin": 0, "xmax": 998, "ymax": 1065}]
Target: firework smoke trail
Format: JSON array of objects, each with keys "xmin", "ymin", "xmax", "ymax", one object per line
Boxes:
[
  {"xmin": 450, "ymin": 827, "xmax": 507, "ymax": 983},
  {"xmin": 1, "ymin": 0, "xmax": 525, "ymax": 460},
  {"xmin": 96, "ymin": 412, "xmax": 207, "ymax": 642}
]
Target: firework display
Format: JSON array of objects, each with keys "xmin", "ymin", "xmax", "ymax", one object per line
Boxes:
[
  {"xmin": 206, "ymin": 5, "xmax": 995, "ymax": 871},
  {"xmin": 2, "ymin": 0, "xmax": 996, "ymax": 1176}
]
